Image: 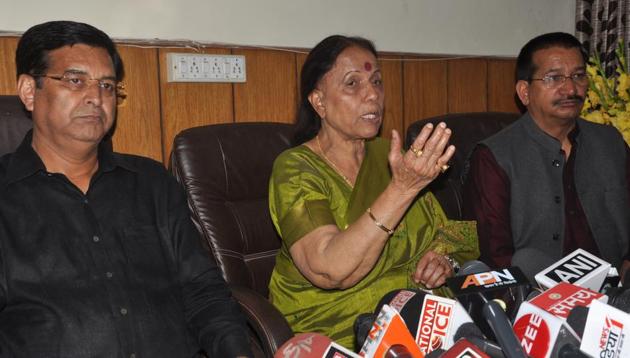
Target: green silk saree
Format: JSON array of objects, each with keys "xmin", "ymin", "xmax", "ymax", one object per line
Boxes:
[{"xmin": 268, "ymin": 137, "xmax": 479, "ymax": 349}]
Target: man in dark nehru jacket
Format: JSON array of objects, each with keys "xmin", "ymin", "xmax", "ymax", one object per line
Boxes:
[
  {"xmin": 0, "ymin": 20, "xmax": 252, "ymax": 357},
  {"xmin": 463, "ymin": 32, "xmax": 630, "ymax": 281}
]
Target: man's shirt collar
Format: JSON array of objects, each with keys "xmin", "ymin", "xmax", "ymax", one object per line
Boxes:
[{"xmin": 4, "ymin": 130, "xmax": 138, "ymax": 186}]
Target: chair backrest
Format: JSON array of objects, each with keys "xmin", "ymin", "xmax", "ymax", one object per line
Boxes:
[
  {"xmin": 170, "ymin": 122, "xmax": 294, "ymax": 297},
  {"xmin": 405, "ymin": 112, "xmax": 520, "ymax": 220},
  {"xmin": 0, "ymin": 95, "xmax": 32, "ymax": 157}
]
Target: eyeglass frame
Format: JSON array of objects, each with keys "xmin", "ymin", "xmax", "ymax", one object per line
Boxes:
[
  {"xmin": 528, "ymin": 72, "xmax": 589, "ymax": 89},
  {"xmin": 30, "ymin": 71, "xmax": 123, "ymax": 97}
]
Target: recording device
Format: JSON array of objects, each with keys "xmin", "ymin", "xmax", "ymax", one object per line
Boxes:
[
  {"xmin": 274, "ymin": 332, "xmax": 359, "ymax": 358},
  {"xmin": 534, "ymin": 249, "xmax": 610, "ymax": 292},
  {"xmin": 359, "ymin": 304, "xmax": 424, "ymax": 358}
]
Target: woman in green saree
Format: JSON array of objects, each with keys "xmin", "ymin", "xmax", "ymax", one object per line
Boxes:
[{"xmin": 268, "ymin": 35, "xmax": 479, "ymax": 349}]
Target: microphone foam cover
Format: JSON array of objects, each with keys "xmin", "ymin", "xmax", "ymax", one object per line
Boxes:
[
  {"xmin": 458, "ymin": 260, "xmax": 491, "ymax": 276},
  {"xmin": 353, "ymin": 313, "xmax": 375, "ymax": 350},
  {"xmin": 565, "ymin": 306, "xmax": 589, "ymax": 338},
  {"xmin": 454, "ymin": 322, "xmax": 485, "ymax": 341}
]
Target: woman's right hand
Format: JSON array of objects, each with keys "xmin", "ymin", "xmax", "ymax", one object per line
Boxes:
[{"xmin": 388, "ymin": 123, "xmax": 455, "ymax": 196}]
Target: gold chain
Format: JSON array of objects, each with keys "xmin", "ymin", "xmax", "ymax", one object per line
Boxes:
[{"xmin": 316, "ymin": 135, "xmax": 354, "ymax": 187}]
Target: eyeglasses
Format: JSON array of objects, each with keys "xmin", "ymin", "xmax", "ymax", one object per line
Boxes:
[
  {"xmin": 32, "ymin": 72, "xmax": 121, "ymax": 96},
  {"xmin": 529, "ymin": 73, "xmax": 589, "ymax": 89}
]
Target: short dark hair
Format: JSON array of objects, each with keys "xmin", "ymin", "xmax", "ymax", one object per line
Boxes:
[
  {"xmin": 16, "ymin": 21, "xmax": 124, "ymax": 86},
  {"xmin": 293, "ymin": 35, "xmax": 377, "ymax": 145},
  {"xmin": 516, "ymin": 32, "xmax": 587, "ymax": 82}
]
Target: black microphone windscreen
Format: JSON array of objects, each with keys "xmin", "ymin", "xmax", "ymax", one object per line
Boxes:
[
  {"xmin": 454, "ymin": 322, "xmax": 485, "ymax": 341},
  {"xmin": 458, "ymin": 260, "xmax": 491, "ymax": 276},
  {"xmin": 454, "ymin": 322, "xmax": 505, "ymax": 358},
  {"xmin": 353, "ymin": 312, "xmax": 375, "ymax": 351},
  {"xmin": 565, "ymin": 305, "xmax": 589, "ymax": 338}
]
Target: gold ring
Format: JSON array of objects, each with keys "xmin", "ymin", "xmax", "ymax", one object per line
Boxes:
[
  {"xmin": 440, "ymin": 164, "xmax": 450, "ymax": 173},
  {"xmin": 410, "ymin": 146, "xmax": 423, "ymax": 157}
]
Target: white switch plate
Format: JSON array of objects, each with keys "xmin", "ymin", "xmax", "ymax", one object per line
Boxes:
[{"xmin": 166, "ymin": 53, "xmax": 246, "ymax": 83}]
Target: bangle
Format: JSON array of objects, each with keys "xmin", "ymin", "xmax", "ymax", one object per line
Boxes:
[{"xmin": 366, "ymin": 207, "xmax": 395, "ymax": 235}]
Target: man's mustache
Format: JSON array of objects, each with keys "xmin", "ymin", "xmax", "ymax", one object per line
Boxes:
[{"xmin": 552, "ymin": 94, "xmax": 584, "ymax": 105}]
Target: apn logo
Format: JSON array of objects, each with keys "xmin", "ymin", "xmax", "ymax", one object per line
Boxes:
[
  {"xmin": 460, "ymin": 269, "xmax": 516, "ymax": 289},
  {"xmin": 544, "ymin": 253, "xmax": 600, "ymax": 284}
]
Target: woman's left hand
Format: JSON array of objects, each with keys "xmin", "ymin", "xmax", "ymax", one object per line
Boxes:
[{"xmin": 412, "ymin": 250, "xmax": 454, "ymax": 289}]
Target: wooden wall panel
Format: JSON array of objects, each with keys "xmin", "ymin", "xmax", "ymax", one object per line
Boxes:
[
  {"xmin": 488, "ymin": 59, "xmax": 519, "ymax": 113},
  {"xmin": 295, "ymin": 52, "xmax": 307, "ymax": 96},
  {"xmin": 403, "ymin": 58, "xmax": 448, "ymax": 132},
  {"xmin": 113, "ymin": 45, "xmax": 162, "ymax": 161},
  {"xmin": 0, "ymin": 37, "xmax": 18, "ymax": 95},
  {"xmin": 0, "ymin": 34, "xmax": 518, "ymax": 164},
  {"xmin": 159, "ymin": 47, "xmax": 234, "ymax": 162},
  {"xmin": 232, "ymin": 49, "xmax": 297, "ymax": 123},
  {"xmin": 379, "ymin": 57, "xmax": 403, "ymax": 138},
  {"xmin": 447, "ymin": 58, "xmax": 488, "ymax": 113}
]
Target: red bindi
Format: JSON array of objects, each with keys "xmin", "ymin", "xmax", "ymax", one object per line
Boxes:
[{"xmin": 364, "ymin": 62, "xmax": 372, "ymax": 71}]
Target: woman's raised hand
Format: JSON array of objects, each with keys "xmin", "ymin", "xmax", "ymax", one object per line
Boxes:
[{"xmin": 388, "ymin": 122, "xmax": 455, "ymax": 195}]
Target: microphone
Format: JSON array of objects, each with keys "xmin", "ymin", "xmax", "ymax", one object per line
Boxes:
[
  {"xmin": 439, "ymin": 338, "xmax": 491, "ymax": 358},
  {"xmin": 527, "ymin": 282, "xmax": 607, "ymax": 319},
  {"xmin": 359, "ymin": 304, "xmax": 424, "ymax": 358},
  {"xmin": 534, "ymin": 248, "xmax": 611, "ymax": 292},
  {"xmin": 482, "ymin": 300, "xmax": 527, "ymax": 358},
  {"xmin": 565, "ymin": 305, "xmax": 589, "ymax": 338},
  {"xmin": 449, "ymin": 261, "xmax": 531, "ymax": 321},
  {"xmin": 354, "ymin": 313, "xmax": 376, "ymax": 351},
  {"xmin": 512, "ymin": 301, "xmax": 580, "ymax": 358},
  {"xmin": 454, "ymin": 322, "xmax": 504, "ymax": 358},
  {"xmin": 447, "ymin": 262, "xmax": 528, "ymax": 358},
  {"xmin": 274, "ymin": 332, "xmax": 359, "ymax": 358},
  {"xmin": 359, "ymin": 288, "xmax": 476, "ymax": 355},
  {"xmin": 579, "ymin": 299, "xmax": 630, "ymax": 357}
]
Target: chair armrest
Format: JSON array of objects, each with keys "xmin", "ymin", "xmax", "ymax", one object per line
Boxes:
[{"xmin": 231, "ymin": 285, "xmax": 293, "ymax": 356}]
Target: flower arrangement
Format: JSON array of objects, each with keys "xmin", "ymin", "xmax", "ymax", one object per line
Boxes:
[{"xmin": 581, "ymin": 40, "xmax": 630, "ymax": 144}]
